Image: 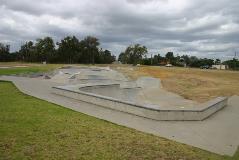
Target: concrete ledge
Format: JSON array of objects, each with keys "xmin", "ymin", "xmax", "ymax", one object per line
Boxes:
[{"xmin": 52, "ymin": 86, "xmax": 228, "ymax": 121}]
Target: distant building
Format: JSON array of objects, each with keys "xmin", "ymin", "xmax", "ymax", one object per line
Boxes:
[{"xmin": 212, "ymin": 64, "xmax": 228, "ymax": 70}]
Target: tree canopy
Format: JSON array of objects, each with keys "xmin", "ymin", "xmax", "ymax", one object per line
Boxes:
[
  {"xmin": 1, "ymin": 37, "xmax": 239, "ymax": 70},
  {"xmin": 35, "ymin": 37, "xmax": 55, "ymax": 62},
  {"xmin": 119, "ymin": 44, "xmax": 148, "ymax": 65},
  {"xmin": 0, "ymin": 43, "xmax": 13, "ymax": 62},
  {"xmin": 1, "ymin": 36, "xmax": 115, "ymax": 64},
  {"xmin": 57, "ymin": 36, "xmax": 80, "ymax": 63}
]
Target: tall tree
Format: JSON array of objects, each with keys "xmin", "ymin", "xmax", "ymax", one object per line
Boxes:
[
  {"xmin": 35, "ymin": 37, "xmax": 55, "ymax": 62},
  {"xmin": 18, "ymin": 41, "xmax": 35, "ymax": 62},
  {"xmin": 98, "ymin": 49, "xmax": 115, "ymax": 64},
  {"xmin": 0, "ymin": 43, "xmax": 11, "ymax": 62},
  {"xmin": 181, "ymin": 55, "xmax": 190, "ymax": 66},
  {"xmin": 118, "ymin": 52, "xmax": 128, "ymax": 64},
  {"xmin": 165, "ymin": 52, "xmax": 175, "ymax": 64},
  {"xmin": 152, "ymin": 54, "xmax": 164, "ymax": 65},
  {"xmin": 80, "ymin": 36, "xmax": 100, "ymax": 64},
  {"xmin": 123, "ymin": 44, "xmax": 148, "ymax": 65},
  {"xmin": 57, "ymin": 36, "xmax": 80, "ymax": 63}
]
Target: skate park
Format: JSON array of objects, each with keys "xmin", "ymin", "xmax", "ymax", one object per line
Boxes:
[
  {"xmin": 0, "ymin": 65, "xmax": 238, "ymax": 156},
  {"xmin": 50, "ymin": 66, "xmax": 227, "ymax": 121}
]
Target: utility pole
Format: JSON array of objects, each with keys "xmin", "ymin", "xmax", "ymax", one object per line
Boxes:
[
  {"xmin": 92, "ymin": 49, "xmax": 95, "ymax": 65},
  {"xmin": 234, "ymin": 51, "xmax": 237, "ymax": 70},
  {"xmin": 151, "ymin": 54, "xmax": 153, "ymax": 65}
]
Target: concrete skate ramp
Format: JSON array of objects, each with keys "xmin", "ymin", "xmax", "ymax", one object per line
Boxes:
[
  {"xmin": 78, "ymin": 83, "xmax": 197, "ymax": 109},
  {"xmin": 80, "ymin": 84, "xmax": 141, "ymax": 102},
  {"xmin": 136, "ymin": 77, "xmax": 162, "ymax": 88},
  {"xmin": 52, "ymin": 83, "xmax": 228, "ymax": 121},
  {"xmin": 47, "ymin": 66, "xmax": 127, "ymax": 84},
  {"xmin": 36, "ymin": 65, "xmax": 227, "ymax": 121}
]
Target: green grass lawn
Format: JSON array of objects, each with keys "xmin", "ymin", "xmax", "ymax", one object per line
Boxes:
[
  {"xmin": 0, "ymin": 63, "xmax": 62, "ymax": 76},
  {"xmin": 0, "ymin": 82, "xmax": 237, "ymax": 160}
]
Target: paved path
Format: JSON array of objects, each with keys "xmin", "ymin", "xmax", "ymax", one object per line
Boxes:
[{"xmin": 1, "ymin": 76, "xmax": 239, "ymax": 156}]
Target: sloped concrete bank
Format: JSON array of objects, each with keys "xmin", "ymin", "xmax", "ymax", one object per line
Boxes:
[{"xmin": 52, "ymin": 84, "xmax": 228, "ymax": 121}]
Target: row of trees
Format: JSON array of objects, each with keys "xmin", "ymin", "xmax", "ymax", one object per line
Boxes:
[
  {"xmin": 118, "ymin": 44, "xmax": 239, "ymax": 69},
  {"xmin": 141, "ymin": 53, "xmax": 217, "ymax": 67},
  {"xmin": 118, "ymin": 45, "xmax": 216, "ymax": 67},
  {"xmin": 143, "ymin": 52, "xmax": 239, "ymax": 69},
  {"xmin": 1, "ymin": 39, "xmax": 239, "ymax": 69},
  {"xmin": 223, "ymin": 58, "xmax": 239, "ymax": 70},
  {"xmin": 0, "ymin": 36, "xmax": 116, "ymax": 64}
]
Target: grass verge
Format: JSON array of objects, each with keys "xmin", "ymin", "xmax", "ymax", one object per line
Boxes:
[{"xmin": 0, "ymin": 63, "xmax": 62, "ymax": 76}]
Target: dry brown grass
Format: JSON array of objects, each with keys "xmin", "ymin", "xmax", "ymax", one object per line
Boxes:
[{"xmin": 112, "ymin": 65, "xmax": 239, "ymax": 102}]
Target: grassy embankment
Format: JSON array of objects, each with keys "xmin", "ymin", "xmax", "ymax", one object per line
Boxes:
[{"xmin": 114, "ymin": 65, "xmax": 239, "ymax": 102}]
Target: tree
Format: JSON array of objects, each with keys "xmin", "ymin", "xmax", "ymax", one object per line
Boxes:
[
  {"xmin": 152, "ymin": 54, "xmax": 164, "ymax": 65},
  {"xmin": 57, "ymin": 36, "xmax": 80, "ymax": 63},
  {"xmin": 18, "ymin": 41, "xmax": 36, "ymax": 62},
  {"xmin": 98, "ymin": 49, "xmax": 115, "ymax": 64},
  {"xmin": 181, "ymin": 55, "xmax": 190, "ymax": 66},
  {"xmin": 3, "ymin": 35, "xmax": 115, "ymax": 64},
  {"xmin": 187, "ymin": 57, "xmax": 214, "ymax": 67},
  {"xmin": 215, "ymin": 59, "xmax": 221, "ymax": 65},
  {"xmin": 165, "ymin": 52, "xmax": 175, "ymax": 64},
  {"xmin": 0, "ymin": 43, "xmax": 9, "ymax": 54},
  {"xmin": 123, "ymin": 44, "xmax": 148, "ymax": 65},
  {"xmin": 118, "ymin": 52, "xmax": 128, "ymax": 64},
  {"xmin": 0, "ymin": 43, "xmax": 12, "ymax": 62},
  {"xmin": 80, "ymin": 36, "xmax": 100, "ymax": 64},
  {"xmin": 35, "ymin": 37, "xmax": 55, "ymax": 62},
  {"xmin": 223, "ymin": 58, "xmax": 239, "ymax": 70},
  {"xmin": 102, "ymin": 49, "xmax": 115, "ymax": 64}
]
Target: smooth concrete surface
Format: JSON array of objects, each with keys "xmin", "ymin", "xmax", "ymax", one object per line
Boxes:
[
  {"xmin": 136, "ymin": 77, "xmax": 162, "ymax": 88},
  {"xmin": 48, "ymin": 66, "xmax": 127, "ymax": 84},
  {"xmin": 0, "ymin": 75, "xmax": 238, "ymax": 156},
  {"xmin": 52, "ymin": 84, "xmax": 228, "ymax": 121},
  {"xmin": 45, "ymin": 66, "xmax": 200, "ymax": 109}
]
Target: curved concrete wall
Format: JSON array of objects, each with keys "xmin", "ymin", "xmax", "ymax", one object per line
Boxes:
[{"xmin": 52, "ymin": 86, "xmax": 228, "ymax": 121}]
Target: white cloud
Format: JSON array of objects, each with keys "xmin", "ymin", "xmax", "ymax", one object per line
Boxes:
[{"xmin": 0, "ymin": 0, "xmax": 238, "ymax": 60}]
